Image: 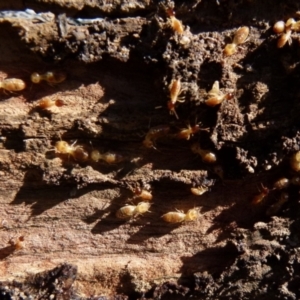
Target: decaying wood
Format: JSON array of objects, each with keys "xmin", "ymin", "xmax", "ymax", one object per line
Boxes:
[{"xmin": 1, "ymin": 0, "xmax": 300, "ymax": 299}]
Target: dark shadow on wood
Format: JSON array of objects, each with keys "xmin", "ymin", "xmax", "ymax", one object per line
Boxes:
[
  {"xmin": 179, "ymin": 241, "xmax": 239, "ymax": 278},
  {"xmin": 0, "ymin": 245, "xmax": 16, "ymax": 260}
]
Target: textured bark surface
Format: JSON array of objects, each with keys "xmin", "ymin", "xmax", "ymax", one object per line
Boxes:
[{"xmin": 1, "ymin": 0, "xmax": 300, "ymax": 299}]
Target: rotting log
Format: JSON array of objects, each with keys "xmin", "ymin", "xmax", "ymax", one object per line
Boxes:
[{"xmin": 1, "ymin": 1, "xmax": 300, "ymax": 299}]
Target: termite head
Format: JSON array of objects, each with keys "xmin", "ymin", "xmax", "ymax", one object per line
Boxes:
[
  {"xmin": 159, "ymin": 1, "xmax": 175, "ymax": 16},
  {"xmin": 90, "ymin": 150, "xmax": 101, "ymax": 162},
  {"xmin": 202, "ymin": 151, "xmax": 217, "ymax": 164},
  {"xmin": 167, "ymin": 100, "xmax": 179, "ymax": 119},
  {"xmin": 31, "ymin": 72, "xmax": 41, "ymax": 83},
  {"xmin": 260, "ymin": 184, "xmax": 269, "ymax": 195},
  {"xmin": 184, "ymin": 208, "xmax": 199, "ymax": 221},
  {"xmin": 134, "ymin": 188, "xmax": 153, "ymax": 201},
  {"xmin": 55, "ymin": 141, "xmax": 70, "ymax": 154},
  {"xmin": 191, "ymin": 143, "xmax": 217, "ymax": 164},
  {"xmin": 143, "ymin": 138, "xmax": 154, "ymax": 149},
  {"xmin": 9, "ymin": 236, "xmax": 25, "ymax": 250},
  {"xmin": 163, "ymin": 5, "xmax": 175, "ymax": 17}
]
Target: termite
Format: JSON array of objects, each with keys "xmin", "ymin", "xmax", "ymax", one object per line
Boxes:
[
  {"xmin": 273, "ymin": 178, "xmax": 290, "ymax": 190},
  {"xmin": 90, "ymin": 150, "xmax": 124, "ymax": 164},
  {"xmin": 251, "ymin": 184, "xmax": 269, "ymax": 205},
  {"xmin": 9, "ymin": 236, "xmax": 25, "ymax": 251},
  {"xmin": 135, "ymin": 202, "xmax": 151, "ymax": 215},
  {"xmin": 167, "ymin": 78, "xmax": 185, "ymax": 119},
  {"xmin": 175, "ymin": 124, "xmax": 201, "ymax": 140},
  {"xmin": 116, "ymin": 202, "xmax": 151, "ymax": 219},
  {"xmin": 0, "ymin": 78, "xmax": 26, "ymax": 92},
  {"xmin": 55, "ymin": 140, "xmax": 89, "ymax": 162},
  {"xmin": 223, "ymin": 26, "xmax": 249, "ymax": 56},
  {"xmin": 165, "ymin": 6, "xmax": 184, "ymax": 34},
  {"xmin": 205, "ymin": 81, "xmax": 233, "ymax": 107},
  {"xmin": 143, "ymin": 125, "xmax": 170, "ymax": 148},
  {"xmin": 191, "ymin": 143, "xmax": 217, "ymax": 164},
  {"xmin": 191, "ymin": 186, "xmax": 209, "ymax": 196},
  {"xmin": 31, "ymin": 71, "xmax": 66, "ymax": 84},
  {"xmin": 161, "ymin": 208, "xmax": 199, "ymax": 224},
  {"xmin": 37, "ymin": 98, "xmax": 64, "ymax": 109},
  {"xmin": 169, "ymin": 16, "xmax": 184, "ymax": 34}
]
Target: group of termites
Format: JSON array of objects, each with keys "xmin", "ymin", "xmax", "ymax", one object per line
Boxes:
[
  {"xmin": 0, "ymin": 71, "xmax": 69, "ymax": 109},
  {"xmin": 135, "ymin": 4, "xmax": 300, "ymax": 220},
  {"xmin": 0, "ymin": 71, "xmax": 66, "ymax": 93},
  {"xmin": 3, "ymin": 6, "xmax": 300, "ymax": 227},
  {"xmin": 250, "ymin": 151, "xmax": 300, "ymax": 216},
  {"xmin": 115, "ymin": 186, "xmax": 200, "ymax": 223}
]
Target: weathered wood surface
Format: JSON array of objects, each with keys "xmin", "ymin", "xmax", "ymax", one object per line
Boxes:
[{"xmin": 0, "ymin": 1, "xmax": 300, "ymax": 299}]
